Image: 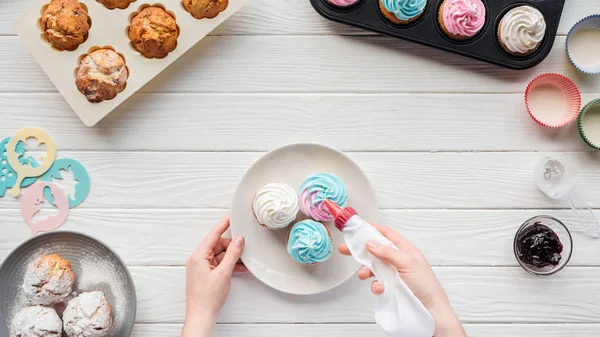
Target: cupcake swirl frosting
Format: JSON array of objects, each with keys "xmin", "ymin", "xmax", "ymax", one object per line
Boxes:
[
  {"xmin": 382, "ymin": 0, "xmax": 427, "ymax": 21},
  {"xmin": 253, "ymin": 183, "xmax": 299, "ymax": 229},
  {"xmin": 299, "ymin": 173, "xmax": 348, "ymax": 221},
  {"xmin": 328, "ymin": 0, "xmax": 359, "ymax": 7},
  {"xmin": 287, "ymin": 220, "xmax": 333, "ymax": 264},
  {"xmin": 442, "ymin": 0, "xmax": 486, "ymax": 37},
  {"xmin": 500, "ymin": 6, "xmax": 546, "ymax": 54}
]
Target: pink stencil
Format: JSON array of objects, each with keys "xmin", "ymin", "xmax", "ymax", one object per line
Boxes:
[{"xmin": 21, "ymin": 182, "xmax": 70, "ymax": 236}]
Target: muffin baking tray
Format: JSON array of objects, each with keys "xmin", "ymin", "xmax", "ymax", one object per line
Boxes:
[
  {"xmin": 15, "ymin": 0, "xmax": 249, "ymax": 126},
  {"xmin": 309, "ymin": 0, "xmax": 566, "ymax": 70}
]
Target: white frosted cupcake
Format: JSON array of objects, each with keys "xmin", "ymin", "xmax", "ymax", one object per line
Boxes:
[
  {"xmin": 498, "ymin": 5, "xmax": 546, "ymax": 56},
  {"xmin": 252, "ymin": 183, "xmax": 299, "ymax": 230}
]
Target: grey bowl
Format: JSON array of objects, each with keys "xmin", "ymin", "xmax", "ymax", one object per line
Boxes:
[{"xmin": 0, "ymin": 231, "xmax": 137, "ymax": 336}]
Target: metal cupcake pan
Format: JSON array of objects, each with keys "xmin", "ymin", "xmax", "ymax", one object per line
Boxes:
[
  {"xmin": 15, "ymin": 0, "xmax": 249, "ymax": 126},
  {"xmin": 0, "ymin": 231, "xmax": 136, "ymax": 337},
  {"xmin": 309, "ymin": 0, "xmax": 566, "ymax": 70}
]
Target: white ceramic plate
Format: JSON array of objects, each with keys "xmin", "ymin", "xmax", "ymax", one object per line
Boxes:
[{"xmin": 230, "ymin": 143, "xmax": 378, "ymax": 295}]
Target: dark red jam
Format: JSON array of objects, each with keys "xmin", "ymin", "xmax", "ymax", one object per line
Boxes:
[{"xmin": 517, "ymin": 222, "xmax": 563, "ymax": 269}]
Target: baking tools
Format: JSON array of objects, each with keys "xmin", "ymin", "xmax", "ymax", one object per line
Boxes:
[
  {"xmin": 309, "ymin": 0, "xmax": 565, "ymax": 70},
  {"xmin": 525, "ymin": 73, "xmax": 581, "ymax": 128},
  {"xmin": 535, "ymin": 157, "xmax": 600, "ymax": 238},
  {"xmin": 577, "ymin": 98, "xmax": 600, "ymax": 150},
  {"xmin": 0, "ymin": 138, "xmax": 38, "ymax": 197},
  {"xmin": 41, "ymin": 158, "xmax": 91, "ymax": 208},
  {"xmin": 15, "ymin": 0, "xmax": 250, "ymax": 126},
  {"xmin": 566, "ymin": 15, "xmax": 600, "ymax": 74},
  {"xmin": 324, "ymin": 200, "xmax": 435, "ymax": 337},
  {"xmin": 21, "ymin": 182, "xmax": 70, "ymax": 236},
  {"xmin": 6, "ymin": 128, "xmax": 57, "ymax": 197}
]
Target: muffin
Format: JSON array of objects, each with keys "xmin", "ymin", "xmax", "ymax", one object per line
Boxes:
[
  {"xmin": 252, "ymin": 183, "xmax": 299, "ymax": 230},
  {"xmin": 22, "ymin": 254, "xmax": 75, "ymax": 305},
  {"xmin": 327, "ymin": 0, "xmax": 360, "ymax": 7},
  {"xmin": 97, "ymin": 0, "xmax": 136, "ymax": 10},
  {"xmin": 439, "ymin": 0, "xmax": 486, "ymax": 40},
  {"xmin": 128, "ymin": 7, "xmax": 179, "ymax": 59},
  {"xmin": 299, "ymin": 173, "xmax": 348, "ymax": 222},
  {"xmin": 76, "ymin": 49, "xmax": 128, "ymax": 103},
  {"xmin": 182, "ymin": 0, "xmax": 228, "ymax": 19},
  {"xmin": 10, "ymin": 306, "xmax": 62, "ymax": 337},
  {"xmin": 63, "ymin": 291, "xmax": 113, "ymax": 337},
  {"xmin": 42, "ymin": 0, "xmax": 90, "ymax": 51},
  {"xmin": 287, "ymin": 220, "xmax": 333, "ymax": 266},
  {"xmin": 379, "ymin": 0, "xmax": 427, "ymax": 24},
  {"xmin": 498, "ymin": 5, "xmax": 546, "ymax": 56}
]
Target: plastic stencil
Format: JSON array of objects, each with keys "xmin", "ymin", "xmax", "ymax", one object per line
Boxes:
[
  {"xmin": 41, "ymin": 158, "xmax": 91, "ymax": 208},
  {"xmin": 21, "ymin": 182, "xmax": 70, "ymax": 236}
]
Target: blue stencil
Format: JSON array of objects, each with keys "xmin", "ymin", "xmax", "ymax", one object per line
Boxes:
[
  {"xmin": 41, "ymin": 158, "xmax": 90, "ymax": 208},
  {"xmin": 0, "ymin": 137, "xmax": 39, "ymax": 197}
]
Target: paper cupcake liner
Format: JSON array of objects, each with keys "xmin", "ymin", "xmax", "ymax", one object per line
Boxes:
[
  {"xmin": 577, "ymin": 98, "xmax": 600, "ymax": 150},
  {"xmin": 566, "ymin": 15, "xmax": 600, "ymax": 75},
  {"xmin": 525, "ymin": 73, "xmax": 582, "ymax": 128}
]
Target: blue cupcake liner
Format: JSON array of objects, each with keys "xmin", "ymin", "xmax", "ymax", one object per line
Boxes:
[{"xmin": 566, "ymin": 14, "xmax": 600, "ymax": 74}]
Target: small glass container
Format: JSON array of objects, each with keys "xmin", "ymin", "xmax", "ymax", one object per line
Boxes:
[{"xmin": 514, "ymin": 216, "xmax": 573, "ymax": 276}]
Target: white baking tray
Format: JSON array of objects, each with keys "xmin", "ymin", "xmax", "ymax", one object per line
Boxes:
[{"xmin": 15, "ymin": 0, "xmax": 249, "ymax": 126}]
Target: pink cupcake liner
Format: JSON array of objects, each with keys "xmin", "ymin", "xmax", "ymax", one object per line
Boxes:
[{"xmin": 525, "ymin": 73, "xmax": 582, "ymax": 128}]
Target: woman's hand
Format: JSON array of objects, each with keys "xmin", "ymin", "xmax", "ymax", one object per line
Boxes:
[
  {"xmin": 339, "ymin": 223, "xmax": 466, "ymax": 337},
  {"xmin": 182, "ymin": 216, "xmax": 247, "ymax": 337}
]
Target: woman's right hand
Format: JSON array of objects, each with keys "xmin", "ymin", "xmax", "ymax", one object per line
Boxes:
[{"xmin": 338, "ymin": 223, "xmax": 466, "ymax": 337}]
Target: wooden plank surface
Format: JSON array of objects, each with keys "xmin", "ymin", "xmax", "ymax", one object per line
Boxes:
[
  {"xmin": 2, "ymin": 209, "xmax": 599, "ymax": 267},
  {"xmin": 0, "ymin": 93, "xmax": 596, "ymax": 152},
  {"xmin": 1, "ymin": 36, "xmax": 600, "ymax": 94}
]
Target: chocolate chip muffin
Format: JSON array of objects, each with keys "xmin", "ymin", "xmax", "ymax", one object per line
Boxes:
[
  {"xmin": 128, "ymin": 7, "xmax": 179, "ymax": 59},
  {"xmin": 96, "ymin": 0, "xmax": 135, "ymax": 9},
  {"xmin": 42, "ymin": 0, "xmax": 90, "ymax": 51},
  {"xmin": 75, "ymin": 49, "xmax": 128, "ymax": 103},
  {"xmin": 182, "ymin": 0, "xmax": 228, "ymax": 19}
]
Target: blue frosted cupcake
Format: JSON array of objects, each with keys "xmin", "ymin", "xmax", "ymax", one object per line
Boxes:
[
  {"xmin": 298, "ymin": 173, "xmax": 348, "ymax": 222},
  {"xmin": 379, "ymin": 0, "xmax": 427, "ymax": 24},
  {"xmin": 287, "ymin": 220, "xmax": 333, "ymax": 266}
]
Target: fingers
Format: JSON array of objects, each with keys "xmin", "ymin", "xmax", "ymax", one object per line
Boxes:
[
  {"xmin": 214, "ymin": 238, "xmax": 232, "ymax": 256},
  {"xmin": 358, "ymin": 266, "xmax": 374, "ymax": 280},
  {"xmin": 338, "ymin": 243, "xmax": 351, "ymax": 256},
  {"xmin": 198, "ymin": 216, "xmax": 231, "ymax": 256},
  {"xmin": 216, "ymin": 236, "xmax": 245, "ymax": 277},
  {"xmin": 366, "ymin": 240, "xmax": 409, "ymax": 270},
  {"xmin": 371, "ymin": 280, "xmax": 385, "ymax": 295},
  {"xmin": 234, "ymin": 264, "xmax": 249, "ymax": 273}
]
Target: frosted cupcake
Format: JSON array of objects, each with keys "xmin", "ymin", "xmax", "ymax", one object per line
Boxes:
[
  {"xmin": 498, "ymin": 5, "xmax": 546, "ymax": 56},
  {"xmin": 379, "ymin": 0, "xmax": 427, "ymax": 24},
  {"xmin": 298, "ymin": 173, "xmax": 348, "ymax": 222},
  {"xmin": 439, "ymin": 0, "xmax": 486, "ymax": 40},
  {"xmin": 252, "ymin": 183, "xmax": 299, "ymax": 230},
  {"xmin": 327, "ymin": 0, "xmax": 360, "ymax": 7},
  {"xmin": 287, "ymin": 220, "xmax": 333, "ymax": 266}
]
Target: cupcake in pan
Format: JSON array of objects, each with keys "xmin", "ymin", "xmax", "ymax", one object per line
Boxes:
[
  {"xmin": 379, "ymin": 0, "xmax": 427, "ymax": 25},
  {"xmin": 76, "ymin": 49, "xmax": 128, "ymax": 103},
  {"xmin": 498, "ymin": 5, "xmax": 546, "ymax": 56},
  {"xmin": 42, "ymin": 0, "xmax": 90, "ymax": 51},
  {"xmin": 129, "ymin": 6, "xmax": 179, "ymax": 59},
  {"xmin": 287, "ymin": 220, "xmax": 333, "ymax": 266},
  {"xmin": 327, "ymin": 0, "xmax": 360, "ymax": 8},
  {"xmin": 439, "ymin": 0, "xmax": 486, "ymax": 40},
  {"xmin": 252, "ymin": 183, "xmax": 299, "ymax": 230},
  {"xmin": 298, "ymin": 173, "xmax": 348, "ymax": 222}
]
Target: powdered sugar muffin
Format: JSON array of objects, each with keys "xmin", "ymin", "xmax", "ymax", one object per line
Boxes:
[
  {"xmin": 63, "ymin": 291, "xmax": 113, "ymax": 337},
  {"xmin": 22, "ymin": 254, "xmax": 75, "ymax": 305},
  {"xmin": 76, "ymin": 49, "xmax": 128, "ymax": 103},
  {"xmin": 10, "ymin": 306, "xmax": 62, "ymax": 337}
]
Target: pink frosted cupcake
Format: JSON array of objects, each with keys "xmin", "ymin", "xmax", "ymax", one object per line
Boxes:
[
  {"xmin": 439, "ymin": 0, "xmax": 486, "ymax": 40},
  {"xmin": 327, "ymin": 0, "xmax": 359, "ymax": 8}
]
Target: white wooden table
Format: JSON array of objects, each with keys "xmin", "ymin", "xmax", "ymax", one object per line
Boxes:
[{"xmin": 2, "ymin": 0, "xmax": 600, "ymax": 336}]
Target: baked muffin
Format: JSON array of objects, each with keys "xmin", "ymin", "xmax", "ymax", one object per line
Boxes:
[
  {"xmin": 182, "ymin": 0, "xmax": 228, "ymax": 19},
  {"xmin": 10, "ymin": 306, "xmax": 62, "ymax": 337},
  {"xmin": 96, "ymin": 0, "xmax": 135, "ymax": 10},
  {"xmin": 76, "ymin": 49, "xmax": 128, "ymax": 103},
  {"xmin": 42, "ymin": 0, "xmax": 90, "ymax": 51},
  {"xmin": 63, "ymin": 291, "xmax": 113, "ymax": 337},
  {"xmin": 22, "ymin": 254, "xmax": 75, "ymax": 305},
  {"xmin": 128, "ymin": 7, "xmax": 179, "ymax": 59}
]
